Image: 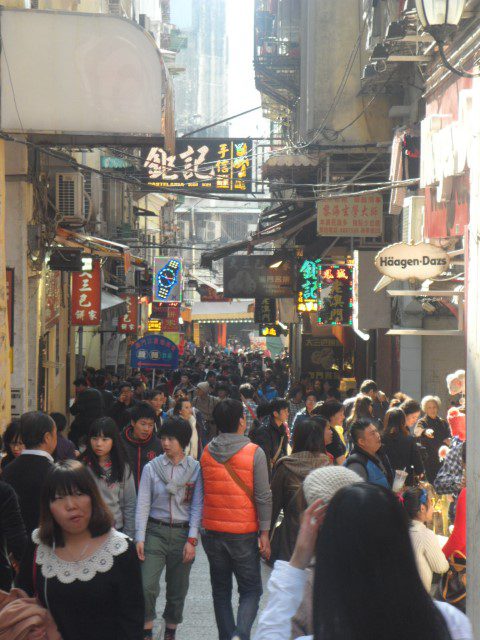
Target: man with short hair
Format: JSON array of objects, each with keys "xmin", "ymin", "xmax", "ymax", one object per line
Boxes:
[
  {"xmin": 344, "ymin": 418, "xmax": 393, "ymax": 487},
  {"xmin": 250, "ymin": 398, "xmax": 289, "ymax": 476},
  {"xmin": 3, "ymin": 411, "xmax": 57, "ymax": 589},
  {"xmin": 121, "ymin": 401, "xmax": 162, "ymax": 491},
  {"xmin": 173, "ymin": 372, "xmax": 195, "ymax": 401},
  {"xmin": 95, "ymin": 373, "xmax": 115, "ymax": 412},
  {"xmin": 201, "ymin": 399, "xmax": 272, "ymax": 640},
  {"xmin": 193, "ymin": 382, "xmax": 219, "ymax": 442},
  {"xmin": 239, "ymin": 383, "xmax": 258, "ymax": 436},
  {"xmin": 344, "ymin": 379, "xmax": 388, "ymax": 423},
  {"xmin": 108, "ymin": 381, "xmax": 137, "ymax": 430}
]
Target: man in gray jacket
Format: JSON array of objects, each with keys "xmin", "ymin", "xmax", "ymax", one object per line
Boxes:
[{"xmin": 201, "ymin": 399, "xmax": 272, "ymax": 640}]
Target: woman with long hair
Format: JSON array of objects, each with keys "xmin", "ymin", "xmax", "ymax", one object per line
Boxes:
[
  {"xmin": 311, "ymin": 399, "xmax": 347, "ymax": 464},
  {"xmin": 81, "ymin": 417, "xmax": 136, "ymax": 538},
  {"xmin": 382, "ymin": 408, "xmax": 424, "ymax": 486},
  {"xmin": 20, "ymin": 460, "xmax": 144, "ymax": 639},
  {"xmin": 403, "ymin": 485, "xmax": 449, "ymax": 591},
  {"xmin": 255, "ymin": 483, "xmax": 471, "ymax": 640},
  {"xmin": 269, "ymin": 419, "xmax": 331, "ymax": 562},
  {"xmin": 0, "ymin": 421, "xmax": 24, "ymax": 470}
]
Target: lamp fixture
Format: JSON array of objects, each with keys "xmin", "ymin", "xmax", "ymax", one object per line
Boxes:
[
  {"xmin": 370, "ymin": 43, "xmax": 389, "ymax": 61},
  {"xmin": 361, "ymin": 63, "xmax": 378, "ymax": 80},
  {"xmin": 414, "ymin": 0, "xmax": 480, "ymax": 77},
  {"xmin": 386, "ymin": 20, "xmax": 407, "ymax": 40}
]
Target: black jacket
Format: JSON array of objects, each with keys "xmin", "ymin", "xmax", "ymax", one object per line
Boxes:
[
  {"xmin": 108, "ymin": 399, "xmax": 138, "ymax": 431},
  {"xmin": 381, "ymin": 433, "xmax": 424, "ymax": 486},
  {"xmin": 2, "ymin": 453, "xmax": 53, "ymax": 536},
  {"xmin": 121, "ymin": 426, "xmax": 163, "ymax": 491},
  {"xmin": 345, "ymin": 445, "xmax": 394, "ymax": 487},
  {"xmin": 250, "ymin": 417, "xmax": 288, "ymax": 475},
  {"xmin": 69, "ymin": 388, "xmax": 104, "ymax": 446},
  {"xmin": 0, "ymin": 481, "xmax": 27, "ymax": 591}
]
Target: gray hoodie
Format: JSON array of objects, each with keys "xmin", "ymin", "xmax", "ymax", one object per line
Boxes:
[{"xmin": 205, "ymin": 433, "xmax": 272, "ymax": 531}]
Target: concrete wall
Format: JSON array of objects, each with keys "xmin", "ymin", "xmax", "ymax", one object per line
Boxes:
[{"xmin": 299, "ymin": 0, "xmax": 392, "ymax": 144}]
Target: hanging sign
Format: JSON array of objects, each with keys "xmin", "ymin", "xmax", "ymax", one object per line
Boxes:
[
  {"xmin": 130, "ymin": 334, "xmax": 179, "ymax": 370},
  {"xmin": 147, "ymin": 318, "xmax": 163, "ymax": 333},
  {"xmin": 71, "ymin": 261, "xmax": 101, "ymax": 326},
  {"xmin": 117, "ymin": 294, "xmax": 138, "ymax": 334},
  {"xmin": 317, "ymin": 263, "xmax": 353, "ymax": 326},
  {"xmin": 142, "ymin": 138, "xmax": 252, "ymax": 193},
  {"xmin": 223, "ymin": 256, "xmax": 293, "ymax": 298},
  {"xmin": 317, "ymin": 195, "xmax": 383, "ymax": 237},
  {"xmin": 297, "ymin": 259, "xmax": 320, "ymax": 312},
  {"xmin": 301, "ymin": 336, "xmax": 344, "ymax": 382},
  {"xmin": 254, "ymin": 298, "xmax": 276, "ymax": 324},
  {"xmin": 152, "ymin": 257, "xmax": 182, "ymax": 303},
  {"xmin": 151, "ymin": 302, "xmax": 180, "ymax": 332},
  {"xmin": 374, "ymin": 242, "xmax": 450, "ymax": 280}
]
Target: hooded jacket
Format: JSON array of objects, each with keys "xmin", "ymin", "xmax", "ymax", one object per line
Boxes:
[
  {"xmin": 121, "ymin": 426, "xmax": 163, "ymax": 491},
  {"xmin": 201, "ymin": 433, "xmax": 272, "ymax": 533}
]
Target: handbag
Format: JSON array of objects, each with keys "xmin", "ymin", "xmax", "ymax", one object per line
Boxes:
[{"xmin": 437, "ymin": 551, "xmax": 466, "ymax": 613}]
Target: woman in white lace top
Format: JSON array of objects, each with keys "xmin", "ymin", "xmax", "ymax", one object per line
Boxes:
[{"xmin": 20, "ymin": 460, "xmax": 144, "ymax": 640}]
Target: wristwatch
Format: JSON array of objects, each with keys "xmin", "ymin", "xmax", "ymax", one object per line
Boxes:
[{"xmin": 187, "ymin": 537, "xmax": 198, "ymax": 547}]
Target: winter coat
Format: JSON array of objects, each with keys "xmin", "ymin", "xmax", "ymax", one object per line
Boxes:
[
  {"xmin": 270, "ymin": 452, "xmax": 331, "ymax": 562},
  {"xmin": 250, "ymin": 417, "xmax": 288, "ymax": 476},
  {"xmin": 121, "ymin": 426, "xmax": 163, "ymax": 492},
  {"xmin": 69, "ymin": 388, "xmax": 104, "ymax": 447}
]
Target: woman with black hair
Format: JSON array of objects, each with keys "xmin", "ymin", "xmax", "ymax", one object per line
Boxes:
[
  {"xmin": 0, "ymin": 421, "xmax": 24, "ymax": 470},
  {"xmin": 19, "ymin": 460, "xmax": 144, "ymax": 640},
  {"xmin": 403, "ymin": 485, "xmax": 449, "ymax": 591},
  {"xmin": 382, "ymin": 408, "xmax": 424, "ymax": 487},
  {"xmin": 81, "ymin": 417, "xmax": 136, "ymax": 539},
  {"xmin": 69, "ymin": 387, "xmax": 105, "ymax": 448},
  {"xmin": 255, "ymin": 482, "xmax": 471, "ymax": 640},
  {"xmin": 311, "ymin": 400, "xmax": 347, "ymax": 464},
  {"xmin": 269, "ymin": 418, "xmax": 330, "ymax": 562}
]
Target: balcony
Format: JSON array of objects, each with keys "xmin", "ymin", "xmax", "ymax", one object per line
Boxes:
[{"xmin": 254, "ymin": 0, "xmax": 300, "ymax": 120}]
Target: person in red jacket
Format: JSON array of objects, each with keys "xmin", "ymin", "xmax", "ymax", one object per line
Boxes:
[
  {"xmin": 121, "ymin": 402, "xmax": 162, "ymax": 492},
  {"xmin": 201, "ymin": 399, "xmax": 272, "ymax": 640},
  {"xmin": 443, "ymin": 442, "xmax": 467, "ymax": 559}
]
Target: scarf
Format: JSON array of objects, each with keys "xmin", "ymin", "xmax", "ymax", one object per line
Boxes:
[{"xmin": 150, "ymin": 454, "xmax": 198, "ymax": 497}]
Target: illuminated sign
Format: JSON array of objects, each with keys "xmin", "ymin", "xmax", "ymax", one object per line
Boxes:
[
  {"xmin": 142, "ymin": 138, "xmax": 252, "ymax": 194},
  {"xmin": 260, "ymin": 324, "xmax": 280, "ymax": 337},
  {"xmin": 254, "ymin": 298, "xmax": 276, "ymax": 325},
  {"xmin": 152, "ymin": 257, "xmax": 182, "ymax": 303},
  {"xmin": 317, "ymin": 263, "xmax": 353, "ymax": 326},
  {"xmin": 297, "ymin": 259, "xmax": 320, "ymax": 312},
  {"xmin": 147, "ymin": 318, "xmax": 162, "ymax": 333}
]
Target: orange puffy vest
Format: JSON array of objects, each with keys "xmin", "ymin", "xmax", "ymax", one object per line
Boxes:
[{"xmin": 201, "ymin": 442, "xmax": 259, "ymax": 534}]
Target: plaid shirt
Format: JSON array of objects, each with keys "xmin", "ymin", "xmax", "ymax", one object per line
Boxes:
[
  {"xmin": 434, "ymin": 436, "xmax": 465, "ymax": 495},
  {"xmin": 243, "ymin": 400, "xmax": 258, "ymax": 435}
]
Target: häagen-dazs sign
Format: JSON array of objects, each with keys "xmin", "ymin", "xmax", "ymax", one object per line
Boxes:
[{"xmin": 374, "ymin": 242, "xmax": 450, "ymax": 280}]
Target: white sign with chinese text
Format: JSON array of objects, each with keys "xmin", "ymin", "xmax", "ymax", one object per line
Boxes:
[
  {"xmin": 317, "ymin": 195, "xmax": 383, "ymax": 237},
  {"xmin": 374, "ymin": 242, "xmax": 450, "ymax": 280}
]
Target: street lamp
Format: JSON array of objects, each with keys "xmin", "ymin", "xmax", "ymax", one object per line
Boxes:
[{"xmin": 415, "ymin": 0, "xmax": 480, "ymax": 77}]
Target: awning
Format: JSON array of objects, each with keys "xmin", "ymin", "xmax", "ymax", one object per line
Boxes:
[
  {"xmin": 101, "ymin": 290, "xmax": 127, "ymax": 322},
  {"xmin": 55, "ymin": 227, "xmax": 146, "ymax": 269},
  {"xmin": 191, "ymin": 300, "xmax": 254, "ymax": 323},
  {"xmin": 262, "ymin": 153, "xmax": 319, "ymax": 179}
]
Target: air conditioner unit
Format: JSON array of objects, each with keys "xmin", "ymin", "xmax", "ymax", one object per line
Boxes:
[
  {"xmin": 204, "ymin": 220, "xmax": 221, "ymax": 242},
  {"xmin": 55, "ymin": 173, "xmax": 85, "ymax": 225},
  {"xmin": 402, "ymin": 196, "xmax": 425, "ymax": 244}
]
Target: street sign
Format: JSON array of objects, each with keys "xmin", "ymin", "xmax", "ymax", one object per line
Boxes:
[
  {"xmin": 374, "ymin": 242, "xmax": 450, "ymax": 280},
  {"xmin": 71, "ymin": 261, "xmax": 101, "ymax": 326},
  {"xmin": 130, "ymin": 334, "xmax": 179, "ymax": 370},
  {"xmin": 223, "ymin": 256, "xmax": 293, "ymax": 298},
  {"xmin": 317, "ymin": 263, "xmax": 354, "ymax": 326},
  {"xmin": 301, "ymin": 336, "xmax": 343, "ymax": 383},
  {"xmin": 317, "ymin": 195, "xmax": 383, "ymax": 237}
]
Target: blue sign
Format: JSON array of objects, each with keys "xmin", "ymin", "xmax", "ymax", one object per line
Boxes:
[
  {"xmin": 153, "ymin": 257, "xmax": 182, "ymax": 303},
  {"xmin": 130, "ymin": 334, "xmax": 179, "ymax": 370}
]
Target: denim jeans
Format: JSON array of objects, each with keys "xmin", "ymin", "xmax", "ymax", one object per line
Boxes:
[{"xmin": 202, "ymin": 531, "xmax": 262, "ymax": 640}]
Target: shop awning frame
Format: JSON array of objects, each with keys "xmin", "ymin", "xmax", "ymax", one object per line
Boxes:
[{"xmin": 55, "ymin": 227, "xmax": 147, "ymax": 268}]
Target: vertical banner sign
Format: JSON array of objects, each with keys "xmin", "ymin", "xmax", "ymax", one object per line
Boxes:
[
  {"xmin": 71, "ymin": 261, "xmax": 101, "ymax": 326},
  {"xmin": 317, "ymin": 263, "xmax": 354, "ymax": 326},
  {"xmin": 117, "ymin": 294, "xmax": 138, "ymax": 334},
  {"xmin": 45, "ymin": 270, "xmax": 61, "ymax": 330},
  {"xmin": 152, "ymin": 257, "xmax": 182, "ymax": 303},
  {"xmin": 254, "ymin": 298, "xmax": 276, "ymax": 324},
  {"xmin": 6, "ymin": 268, "xmax": 14, "ymax": 346},
  {"xmin": 297, "ymin": 258, "xmax": 320, "ymax": 312}
]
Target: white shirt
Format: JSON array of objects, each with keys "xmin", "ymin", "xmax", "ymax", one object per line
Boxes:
[
  {"xmin": 410, "ymin": 519, "xmax": 449, "ymax": 591},
  {"xmin": 21, "ymin": 449, "xmax": 54, "ymax": 463},
  {"xmin": 253, "ymin": 561, "xmax": 473, "ymax": 640}
]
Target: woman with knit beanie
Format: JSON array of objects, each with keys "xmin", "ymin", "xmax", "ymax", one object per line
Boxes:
[{"xmin": 269, "ymin": 418, "xmax": 331, "ymax": 563}]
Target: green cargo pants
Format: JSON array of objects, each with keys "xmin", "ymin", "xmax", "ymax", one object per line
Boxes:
[{"xmin": 142, "ymin": 521, "xmax": 193, "ymax": 624}]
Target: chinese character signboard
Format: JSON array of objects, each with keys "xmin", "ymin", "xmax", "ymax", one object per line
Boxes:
[
  {"xmin": 147, "ymin": 318, "xmax": 163, "ymax": 333},
  {"xmin": 301, "ymin": 336, "xmax": 344, "ymax": 383},
  {"xmin": 117, "ymin": 294, "xmax": 138, "ymax": 334},
  {"xmin": 254, "ymin": 298, "xmax": 276, "ymax": 324},
  {"xmin": 142, "ymin": 138, "xmax": 252, "ymax": 194},
  {"xmin": 130, "ymin": 334, "xmax": 179, "ymax": 370},
  {"xmin": 317, "ymin": 195, "xmax": 383, "ymax": 237},
  {"xmin": 317, "ymin": 263, "xmax": 353, "ymax": 326},
  {"xmin": 297, "ymin": 259, "xmax": 320, "ymax": 312},
  {"xmin": 223, "ymin": 256, "xmax": 293, "ymax": 299},
  {"xmin": 45, "ymin": 270, "xmax": 61, "ymax": 330},
  {"xmin": 153, "ymin": 257, "xmax": 182, "ymax": 303},
  {"xmin": 71, "ymin": 261, "xmax": 101, "ymax": 326}
]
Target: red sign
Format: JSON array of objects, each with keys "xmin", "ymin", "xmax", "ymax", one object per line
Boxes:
[
  {"xmin": 71, "ymin": 261, "xmax": 101, "ymax": 326},
  {"xmin": 6, "ymin": 268, "xmax": 14, "ymax": 346},
  {"xmin": 45, "ymin": 270, "xmax": 61, "ymax": 329},
  {"xmin": 151, "ymin": 302, "xmax": 180, "ymax": 332},
  {"xmin": 118, "ymin": 294, "xmax": 138, "ymax": 334}
]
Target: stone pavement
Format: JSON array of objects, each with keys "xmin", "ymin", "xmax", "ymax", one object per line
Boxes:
[{"xmin": 155, "ymin": 543, "xmax": 272, "ymax": 639}]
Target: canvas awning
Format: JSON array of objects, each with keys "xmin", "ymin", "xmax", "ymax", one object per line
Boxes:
[{"xmin": 101, "ymin": 290, "xmax": 127, "ymax": 323}]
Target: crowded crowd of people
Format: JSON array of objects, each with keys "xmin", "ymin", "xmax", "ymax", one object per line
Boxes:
[{"xmin": 0, "ymin": 349, "xmax": 471, "ymax": 639}]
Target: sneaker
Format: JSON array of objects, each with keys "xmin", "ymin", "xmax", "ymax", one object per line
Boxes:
[{"xmin": 164, "ymin": 628, "xmax": 176, "ymax": 640}]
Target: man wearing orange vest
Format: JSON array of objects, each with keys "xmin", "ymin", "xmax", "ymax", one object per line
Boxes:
[{"xmin": 201, "ymin": 398, "xmax": 272, "ymax": 640}]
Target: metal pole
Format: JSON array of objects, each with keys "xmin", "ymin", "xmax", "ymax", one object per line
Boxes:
[{"xmin": 152, "ymin": 369, "xmax": 155, "ymax": 389}]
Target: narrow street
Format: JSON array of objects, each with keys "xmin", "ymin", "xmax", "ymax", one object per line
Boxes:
[{"xmin": 155, "ymin": 545, "xmax": 272, "ymax": 639}]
